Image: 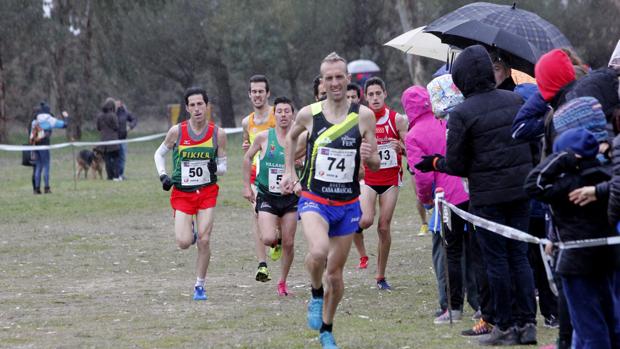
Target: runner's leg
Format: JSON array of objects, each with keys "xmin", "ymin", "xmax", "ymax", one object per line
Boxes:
[
  {"xmin": 279, "ymin": 211, "xmax": 297, "ymax": 284},
  {"xmin": 195, "ymin": 207, "xmax": 215, "ymax": 280},
  {"xmin": 376, "ymin": 187, "xmax": 399, "ymax": 281},
  {"xmin": 174, "ymin": 211, "xmax": 194, "ymax": 249},
  {"xmin": 323, "ymin": 234, "xmax": 354, "ymax": 324},
  {"xmin": 301, "ymin": 212, "xmax": 330, "ymax": 289}
]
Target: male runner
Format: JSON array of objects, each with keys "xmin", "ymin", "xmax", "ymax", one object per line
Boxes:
[
  {"xmin": 346, "ymin": 83, "xmax": 362, "ymax": 104},
  {"xmin": 281, "ymin": 52, "xmax": 380, "ymax": 349},
  {"xmin": 241, "ymin": 75, "xmax": 278, "ymax": 282},
  {"xmin": 154, "ymin": 87, "xmax": 227, "ymax": 301},
  {"xmin": 242, "ymin": 96, "xmax": 299, "ymax": 296},
  {"xmin": 354, "ymin": 77, "xmax": 408, "ymax": 289}
]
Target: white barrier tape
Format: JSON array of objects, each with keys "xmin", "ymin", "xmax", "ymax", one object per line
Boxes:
[
  {"xmin": 440, "ymin": 199, "xmax": 620, "ymax": 250},
  {"xmin": 0, "ymin": 127, "xmax": 243, "ymax": 151}
]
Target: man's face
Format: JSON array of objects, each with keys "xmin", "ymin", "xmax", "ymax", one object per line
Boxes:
[
  {"xmin": 320, "ymin": 61, "xmax": 349, "ymax": 102},
  {"xmin": 493, "ymin": 63, "xmax": 510, "ymax": 87},
  {"xmin": 249, "ymin": 82, "xmax": 270, "ymax": 109},
  {"xmin": 365, "ymin": 84, "xmax": 386, "ymax": 112},
  {"xmin": 346, "ymin": 90, "xmax": 360, "ymax": 104},
  {"xmin": 186, "ymin": 94, "xmax": 208, "ymax": 123},
  {"xmin": 274, "ymin": 103, "xmax": 293, "ymax": 128}
]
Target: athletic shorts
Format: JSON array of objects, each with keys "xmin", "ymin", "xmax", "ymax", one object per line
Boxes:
[
  {"xmin": 170, "ymin": 184, "xmax": 219, "ymax": 215},
  {"xmin": 297, "ymin": 192, "xmax": 361, "ymax": 237},
  {"xmin": 255, "ymin": 192, "xmax": 299, "ymax": 217},
  {"xmin": 367, "ymin": 184, "xmax": 396, "ymax": 195}
]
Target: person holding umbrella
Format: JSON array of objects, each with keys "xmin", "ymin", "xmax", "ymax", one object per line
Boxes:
[{"xmin": 415, "ymin": 45, "xmax": 537, "ymax": 346}]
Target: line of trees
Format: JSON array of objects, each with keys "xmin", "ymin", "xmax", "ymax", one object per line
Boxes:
[{"xmin": 1, "ymin": 0, "xmax": 618, "ymax": 142}]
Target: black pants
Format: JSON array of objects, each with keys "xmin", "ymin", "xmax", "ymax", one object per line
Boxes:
[
  {"xmin": 104, "ymin": 150, "xmax": 120, "ymax": 180},
  {"xmin": 471, "ymin": 225, "xmax": 494, "ymax": 324},
  {"xmin": 528, "ymin": 216, "xmax": 558, "ymax": 319},
  {"xmin": 444, "ymin": 201, "xmax": 475, "ymax": 310},
  {"xmin": 472, "ymin": 200, "xmax": 537, "ymax": 330}
]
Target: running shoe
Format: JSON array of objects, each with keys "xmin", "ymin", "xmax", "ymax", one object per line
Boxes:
[
  {"xmin": 433, "ymin": 309, "xmax": 462, "ymax": 324},
  {"xmin": 277, "ymin": 281, "xmax": 289, "ymax": 296},
  {"xmin": 319, "ymin": 331, "xmax": 339, "ymax": 349},
  {"xmin": 358, "ymin": 256, "xmax": 369, "ymax": 269},
  {"xmin": 255, "ymin": 266, "xmax": 271, "ymax": 282},
  {"xmin": 417, "ymin": 223, "xmax": 429, "ymax": 236},
  {"xmin": 193, "ymin": 285, "xmax": 207, "ymax": 301},
  {"xmin": 479, "ymin": 326, "xmax": 518, "ymax": 346},
  {"xmin": 461, "ymin": 318, "xmax": 493, "ymax": 336},
  {"xmin": 376, "ymin": 278, "xmax": 392, "ymax": 291},
  {"xmin": 268, "ymin": 243, "xmax": 282, "ymax": 261},
  {"xmin": 307, "ymin": 297, "xmax": 323, "ymax": 330}
]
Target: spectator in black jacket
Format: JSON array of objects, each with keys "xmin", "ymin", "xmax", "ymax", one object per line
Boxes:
[
  {"xmin": 415, "ymin": 45, "xmax": 537, "ymax": 346},
  {"xmin": 97, "ymin": 98, "xmax": 121, "ymax": 181},
  {"xmin": 524, "ymin": 128, "xmax": 620, "ymax": 349},
  {"xmin": 610, "ymin": 134, "xmax": 620, "ymax": 229},
  {"xmin": 115, "ymin": 99, "xmax": 137, "ymax": 180}
]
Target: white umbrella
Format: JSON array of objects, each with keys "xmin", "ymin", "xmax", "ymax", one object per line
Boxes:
[
  {"xmin": 385, "ymin": 26, "xmax": 457, "ymax": 62},
  {"xmin": 347, "ymin": 59, "xmax": 381, "ymax": 74}
]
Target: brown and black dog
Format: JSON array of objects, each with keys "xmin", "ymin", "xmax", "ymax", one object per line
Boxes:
[{"xmin": 76, "ymin": 148, "xmax": 105, "ymax": 179}]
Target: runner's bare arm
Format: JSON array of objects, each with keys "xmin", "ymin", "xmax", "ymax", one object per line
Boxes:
[
  {"xmin": 242, "ymin": 131, "xmax": 266, "ymax": 203},
  {"xmin": 241, "ymin": 116, "xmax": 250, "ymax": 152},
  {"xmin": 216, "ymin": 127, "xmax": 227, "ymax": 175},
  {"xmin": 154, "ymin": 125, "xmax": 179, "ymax": 176},
  {"xmin": 282, "ymin": 106, "xmax": 312, "ymax": 193},
  {"xmin": 394, "ymin": 113, "xmax": 409, "ymax": 156},
  {"xmin": 295, "ymin": 130, "xmax": 308, "ymax": 160},
  {"xmin": 358, "ymin": 105, "xmax": 380, "ymax": 171}
]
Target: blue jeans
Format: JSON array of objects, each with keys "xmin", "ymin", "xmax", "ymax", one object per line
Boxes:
[
  {"xmin": 119, "ymin": 142, "xmax": 127, "ymax": 177},
  {"xmin": 471, "ymin": 199, "xmax": 536, "ymax": 330},
  {"xmin": 562, "ymin": 271, "xmax": 620, "ymax": 349},
  {"xmin": 34, "ymin": 150, "xmax": 50, "ymax": 188}
]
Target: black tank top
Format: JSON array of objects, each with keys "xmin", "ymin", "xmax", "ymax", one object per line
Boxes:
[{"xmin": 302, "ymin": 102, "xmax": 362, "ymax": 201}]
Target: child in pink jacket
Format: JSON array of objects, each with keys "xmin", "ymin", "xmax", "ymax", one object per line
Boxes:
[{"xmin": 402, "ymin": 86, "xmax": 481, "ymax": 325}]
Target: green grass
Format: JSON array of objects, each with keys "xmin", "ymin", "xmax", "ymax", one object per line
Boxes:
[{"xmin": 0, "ymin": 131, "xmax": 556, "ymax": 348}]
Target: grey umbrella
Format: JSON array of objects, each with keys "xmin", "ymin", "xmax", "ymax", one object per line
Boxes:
[{"xmin": 425, "ymin": 2, "xmax": 572, "ymax": 76}]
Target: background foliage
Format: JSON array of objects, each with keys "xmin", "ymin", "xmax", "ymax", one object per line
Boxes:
[{"xmin": 1, "ymin": 0, "xmax": 618, "ymax": 141}]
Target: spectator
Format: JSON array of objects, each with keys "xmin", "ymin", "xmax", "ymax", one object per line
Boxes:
[
  {"xmin": 609, "ymin": 134, "xmax": 620, "ymax": 227},
  {"xmin": 415, "ymin": 45, "xmax": 537, "ymax": 346},
  {"xmin": 402, "ymin": 86, "xmax": 479, "ymax": 325},
  {"xmin": 97, "ymin": 98, "xmax": 121, "ymax": 181},
  {"xmin": 115, "ymin": 99, "xmax": 137, "ymax": 180},
  {"xmin": 29, "ymin": 102, "xmax": 67, "ymax": 194},
  {"xmin": 489, "ymin": 50, "xmax": 516, "ymax": 91},
  {"xmin": 525, "ymin": 128, "xmax": 620, "ymax": 349}
]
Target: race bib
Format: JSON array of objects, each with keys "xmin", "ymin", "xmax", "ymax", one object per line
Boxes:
[
  {"xmin": 181, "ymin": 160, "xmax": 211, "ymax": 186},
  {"xmin": 378, "ymin": 143, "xmax": 398, "ymax": 169},
  {"xmin": 314, "ymin": 147, "xmax": 356, "ymax": 183},
  {"xmin": 268, "ymin": 167, "xmax": 284, "ymax": 194}
]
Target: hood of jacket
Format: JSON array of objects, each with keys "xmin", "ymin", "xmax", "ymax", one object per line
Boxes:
[
  {"xmin": 535, "ymin": 49, "xmax": 575, "ymax": 102},
  {"xmin": 451, "ymin": 45, "xmax": 496, "ymax": 98},
  {"xmin": 401, "ymin": 85, "xmax": 434, "ymax": 128}
]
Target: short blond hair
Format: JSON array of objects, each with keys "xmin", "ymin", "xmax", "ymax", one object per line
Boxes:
[{"xmin": 321, "ymin": 52, "xmax": 347, "ymax": 71}]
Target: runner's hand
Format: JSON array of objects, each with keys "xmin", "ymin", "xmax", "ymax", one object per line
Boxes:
[
  {"xmin": 242, "ymin": 140, "xmax": 250, "ymax": 152},
  {"xmin": 360, "ymin": 140, "xmax": 372, "ymax": 163},
  {"xmin": 391, "ymin": 140, "xmax": 402, "ymax": 155},
  {"xmin": 280, "ymin": 173, "xmax": 296, "ymax": 195},
  {"xmin": 208, "ymin": 158, "xmax": 217, "ymax": 175},
  {"xmin": 159, "ymin": 174, "xmax": 172, "ymax": 191},
  {"xmin": 293, "ymin": 181, "xmax": 302, "ymax": 196},
  {"xmin": 242, "ymin": 186, "xmax": 255, "ymax": 204}
]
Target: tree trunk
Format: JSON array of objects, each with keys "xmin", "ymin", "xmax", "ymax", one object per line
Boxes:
[
  {"xmin": 395, "ymin": 0, "xmax": 416, "ymax": 84},
  {"xmin": 72, "ymin": 0, "xmax": 93, "ymax": 141},
  {"xmin": 210, "ymin": 57, "xmax": 236, "ymax": 128},
  {"xmin": 0, "ymin": 55, "xmax": 7, "ymax": 143}
]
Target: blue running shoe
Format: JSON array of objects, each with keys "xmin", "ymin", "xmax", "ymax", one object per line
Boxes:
[
  {"xmin": 377, "ymin": 278, "xmax": 392, "ymax": 291},
  {"xmin": 307, "ymin": 297, "xmax": 323, "ymax": 330},
  {"xmin": 193, "ymin": 286, "xmax": 207, "ymax": 301},
  {"xmin": 191, "ymin": 221, "xmax": 198, "ymax": 245},
  {"xmin": 319, "ymin": 331, "xmax": 339, "ymax": 349}
]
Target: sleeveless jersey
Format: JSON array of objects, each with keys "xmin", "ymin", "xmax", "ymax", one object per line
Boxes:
[
  {"xmin": 364, "ymin": 107, "xmax": 402, "ymax": 186},
  {"xmin": 303, "ymin": 102, "xmax": 362, "ymax": 202},
  {"xmin": 248, "ymin": 110, "xmax": 276, "ymax": 165},
  {"xmin": 171, "ymin": 121, "xmax": 218, "ymax": 192},
  {"xmin": 256, "ymin": 128, "xmax": 286, "ymax": 196}
]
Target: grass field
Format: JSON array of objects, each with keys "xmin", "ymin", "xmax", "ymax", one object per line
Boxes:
[{"xmin": 0, "ymin": 131, "xmax": 555, "ymax": 348}]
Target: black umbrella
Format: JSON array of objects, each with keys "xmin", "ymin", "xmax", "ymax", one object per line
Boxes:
[{"xmin": 425, "ymin": 2, "xmax": 572, "ymax": 76}]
